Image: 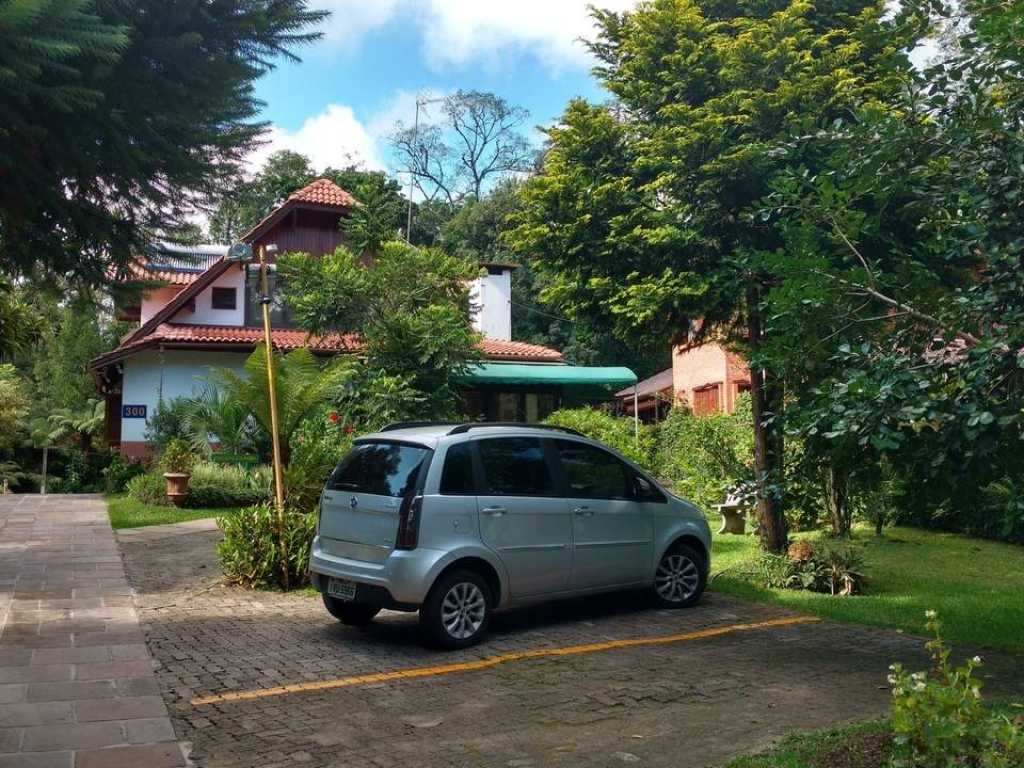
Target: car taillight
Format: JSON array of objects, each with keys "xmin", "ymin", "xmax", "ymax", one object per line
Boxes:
[{"xmin": 395, "ymin": 495, "xmax": 423, "ymax": 550}]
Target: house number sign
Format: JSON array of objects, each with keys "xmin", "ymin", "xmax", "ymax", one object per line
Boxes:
[{"xmin": 122, "ymin": 404, "xmax": 147, "ymax": 419}]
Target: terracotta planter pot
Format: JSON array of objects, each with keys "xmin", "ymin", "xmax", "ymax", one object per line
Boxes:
[{"xmin": 163, "ymin": 472, "xmax": 191, "ymax": 507}]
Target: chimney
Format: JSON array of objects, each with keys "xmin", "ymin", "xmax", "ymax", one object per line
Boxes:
[{"xmin": 470, "ymin": 263, "xmax": 515, "ymax": 341}]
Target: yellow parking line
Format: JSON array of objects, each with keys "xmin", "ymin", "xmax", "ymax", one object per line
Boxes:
[{"xmin": 190, "ymin": 615, "xmax": 819, "ymax": 707}]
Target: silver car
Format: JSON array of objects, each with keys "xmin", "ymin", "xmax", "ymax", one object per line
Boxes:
[{"xmin": 309, "ymin": 422, "xmax": 712, "ymax": 648}]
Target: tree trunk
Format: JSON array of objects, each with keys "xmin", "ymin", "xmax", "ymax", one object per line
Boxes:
[
  {"xmin": 747, "ymin": 285, "xmax": 788, "ymax": 553},
  {"xmin": 826, "ymin": 463, "xmax": 851, "ymax": 537}
]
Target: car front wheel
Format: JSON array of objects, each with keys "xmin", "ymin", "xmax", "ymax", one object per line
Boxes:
[
  {"xmin": 419, "ymin": 570, "xmax": 491, "ymax": 649},
  {"xmin": 322, "ymin": 595, "xmax": 380, "ymax": 626},
  {"xmin": 653, "ymin": 543, "xmax": 707, "ymax": 608}
]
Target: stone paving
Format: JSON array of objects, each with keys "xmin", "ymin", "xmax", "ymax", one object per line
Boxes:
[
  {"xmin": 120, "ymin": 521, "xmax": 1024, "ymax": 768},
  {"xmin": 0, "ymin": 495, "xmax": 186, "ymax": 768}
]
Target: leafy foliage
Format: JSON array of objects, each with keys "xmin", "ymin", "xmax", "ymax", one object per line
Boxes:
[
  {"xmin": 0, "ymin": 364, "xmax": 29, "ymax": 452},
  {"xmin": 144, "ymin": 398, "xmax": 193, "ymax": 454},
  {"xmin": 1, "ymin": 0, "xmax": 327, "ymax": 281},
  {"xmin": 181, "ymin": 385, "xmax": 257, "ymax": 457},
  {"xmin": 125, "ymin": 472, "xmax": 167, "ymax": 506},
  {"xmin": 280, "ymin": 241, "xmax": 482, "ymax": 428},
  {"xmin": 543, "ymin": 408, "xmax": 654, "ymax": 469},
  {"xmin": 210, "ymin": 346, "xmax": 347, "ymax": 465},
  {"xmin": 654, "ymin": 399, "xmax": 754, "ymax": 512},
  {"xmin": 888, "ymin": 613, "xmax": 1024, "ymax": 768},
  {"xmin": 159, "ymin": 439, "xmax": 197, "ymax": 475},
  {"xmin": 217, "ymin": 503, "xmax": 316, "ymax": 590}
]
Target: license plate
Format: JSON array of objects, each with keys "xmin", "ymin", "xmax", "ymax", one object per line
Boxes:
[{"xmin": 327, "ymin": 578, "xmax": 357, "ymax": 601}]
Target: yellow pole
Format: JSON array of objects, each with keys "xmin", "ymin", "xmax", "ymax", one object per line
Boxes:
[{"xmin": 259, "ymin": 245, "xmax": 289, "ymax": 590}]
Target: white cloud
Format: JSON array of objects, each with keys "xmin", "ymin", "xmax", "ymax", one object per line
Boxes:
[
  {"xmin": 416, "ymin": 0, "xmax": 637, "ymax": 71},
  {"xmin": 313, "ymin": 0, "xmax": 400, "ymax": 47},
  {"xmin": 314, "ymin": 0, "xmax": 638, "ymax": 71},
  {"xmin": 248, "ymin": 104, "xmax": 382, "ymax": 173}
]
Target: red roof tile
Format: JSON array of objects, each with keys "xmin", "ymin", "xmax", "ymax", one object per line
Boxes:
[
  {"xmin": 91, "ymin": 323, "xmax": 563, "ymax": 368},
  {"xmin": 125, "ymin": 262, "xmax": 202, "ymax": 286},
  {"xmin": 288, "ymin": 178, "xmax": 358, "ymax": 208},
  {"xmin": 477, "ymin": 338, "xmax": 564, "ymax": 362}
]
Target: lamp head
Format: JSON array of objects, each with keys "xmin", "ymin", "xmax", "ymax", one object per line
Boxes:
[{"xmin": 226, "ymin": 243, "xmax": 252, "ymax": 263}]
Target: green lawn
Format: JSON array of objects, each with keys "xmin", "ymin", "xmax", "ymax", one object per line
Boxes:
[
  {"xmin": 720, "ymin": 720, "xmax": 890, "ymax": 768},
  {"xmin": 106, "ymin": 494, "xmax": 243, "ymax": 529},
  {"xmin": 709, "ymin": 523, "xmax": 1024, "ymax": 654}
]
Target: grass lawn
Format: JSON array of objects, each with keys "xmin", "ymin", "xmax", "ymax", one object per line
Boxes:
[
  {"xmin": 709, "ymin": 523, "xmax": 1024, "ymax": 654},
  {"xmin": 720, "ymin": 720, "xmax": 890, "ymax": 768},
  {"xmin": 106, "ymin": 494, "xmax": 243, "ymax": 530}
]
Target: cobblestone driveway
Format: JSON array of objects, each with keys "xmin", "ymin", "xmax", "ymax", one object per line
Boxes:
[{"xmin": 121, "ymin": 524, "xmax": 1023, "ymax": 768}]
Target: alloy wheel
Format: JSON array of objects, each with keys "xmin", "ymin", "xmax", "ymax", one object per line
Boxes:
[
  {"xmin": 655, "ymin": 553, "xmax": 700, "ymax": 603},
  {"xmin": 441, "ymin": 581, "xmax": 487, "ymax": 640}
]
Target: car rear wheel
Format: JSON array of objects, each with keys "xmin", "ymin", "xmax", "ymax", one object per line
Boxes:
[
  {"xmin": 419, "ymin": 570, "xmax": 491, "ymax": 649},
  {"xmin": 652, "ymin": 543, "xmax": 706, "ymax": 608},
  {"xmin": 322, "ymin": 595, "xmax": 380, "ymax": 626}
]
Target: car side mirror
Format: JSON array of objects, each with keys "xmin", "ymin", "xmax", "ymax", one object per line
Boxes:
[{"xmin": 634, "ymin": 476, "xmax": 653, "ymax": 499}]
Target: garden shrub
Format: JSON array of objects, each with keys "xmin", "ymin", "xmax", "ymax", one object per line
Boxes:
[
  {"xmin": 125, "ymin": 472, "xmax": 168, "ymax": 506},
  {"xmin": 159, "ymin": 438, "xmax": 197, "ymax": 474},
  {"xmin": 102, "ymin": 456, "xmax": 146, "ymax": 493},
  {"xmin": 889, "ymin": 612, "xmax": 1023, "ymax": 767},
  {"xmin": 653, "ymin": 397, "xmax": 754, "ymax": 511},
  {"xmin": 186, "ymin": 462, "xmax": 271, "ymax": 509},
  {"xmin": 144, "ymin": 398, "xmax": 193, "ymax": 454},
  {"xmin": 284, "ymin": 414, "xmax": 354, "ymax": 512},
  {"xmin": 217, "ymin": 502, "xmax": 316, "ymax": 589},
  {"xmin": 543, "ymin": 408, "xmax": 654, "ymax": 469},
  {"xmin": 748, "ymin": 539, "xmax": 866, "ymax": 595}
]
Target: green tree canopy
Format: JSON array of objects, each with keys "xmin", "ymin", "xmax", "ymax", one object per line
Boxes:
[
  {"xmin": 0, "ymin": 0, "xmax": 326, "ymax": 283},
  {"xmin": 508, "ymin": 0, "xmax": 918, "ymax": 550}
]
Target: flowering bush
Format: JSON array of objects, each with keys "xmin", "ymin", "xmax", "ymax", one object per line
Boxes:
[{"xmin": 889, "ymin": 612, "xmax": 1023, "ymax": 767}]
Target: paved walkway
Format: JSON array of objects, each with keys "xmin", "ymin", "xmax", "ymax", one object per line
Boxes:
[{"xmin": 0, "ymin": 494, "xmax": 186, "ymax": 768}]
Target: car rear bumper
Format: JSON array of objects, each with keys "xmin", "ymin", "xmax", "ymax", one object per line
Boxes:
[{"xmin": 309, "ymin": 535, "xmax": 446, "ymax": 606}]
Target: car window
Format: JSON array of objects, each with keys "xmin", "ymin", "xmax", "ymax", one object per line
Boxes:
[
  {"xmin": 439, "ymin": 442, "xmax": 475, "ymax": 495},
  {"xmin": 327, "ymin": 442, "xmax": 428, "ymax": 498},
  {"xmin": 477, "ymin": 437, "xmax": 555, "ymax": 496},
  {"xmin": 555, "ymin": 440, "xmax": 632, "ymax": 500}
]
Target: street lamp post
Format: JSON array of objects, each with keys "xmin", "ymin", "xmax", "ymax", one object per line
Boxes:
[{"xmin": 228, "ymin": 242, "xmax": 289, "ymax": 590}]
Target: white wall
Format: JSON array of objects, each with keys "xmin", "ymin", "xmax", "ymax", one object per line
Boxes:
[
  {"xmin": 169, "ymin": 264, "xmax": 247, "ymax": 326},
  {"xmin": 141, "ymin": 286, "xmax": 184, "ymax": 323},
  {"xmin": 470, "ymin": 269, "xmax": 512, "ymax": 341},
  {"xmin": 120, "ymin": 349, "xmax": 249, "ymax": 443}
]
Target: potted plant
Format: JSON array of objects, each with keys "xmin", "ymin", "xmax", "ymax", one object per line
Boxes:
[{"xmin": 161, "ymin": 439, "xmax": 196, "ymax": 506}]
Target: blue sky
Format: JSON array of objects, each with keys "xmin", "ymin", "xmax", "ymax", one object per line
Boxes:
[{"xmin": 248, "ymin": 0, "xmax": 634, "ymax": 178}]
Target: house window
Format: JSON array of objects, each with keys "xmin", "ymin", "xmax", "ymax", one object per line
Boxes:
[
  {"xmin": 211, "ymin": 287, "xmax": 237, "ymax": 310},
  {"xmin": 692, "ymin": 383, "xmax": 721, "ymax": 415}
]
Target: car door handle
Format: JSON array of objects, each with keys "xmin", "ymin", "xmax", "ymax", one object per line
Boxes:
[
  {"xmin": 573, "ymin": 507, "xmax": 593, "ymax": 516},
  {"xmin": 481, "ymin": 506, "xmax": 507, "ymax": 516}
]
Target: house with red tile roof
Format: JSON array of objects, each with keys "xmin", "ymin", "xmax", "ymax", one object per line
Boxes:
[{"xmin": 91, "ymin": 179, "xmax": 636, "ymax": 457}]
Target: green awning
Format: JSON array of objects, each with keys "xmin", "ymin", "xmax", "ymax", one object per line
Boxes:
[{"xmin": 459, "ymin": 363, "xmax": 637, "ymax": 392}]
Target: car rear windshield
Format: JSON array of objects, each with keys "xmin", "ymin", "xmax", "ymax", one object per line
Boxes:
[{"xmin": 327, "ymin": 442, "xmax": 429, "ymax": 498}]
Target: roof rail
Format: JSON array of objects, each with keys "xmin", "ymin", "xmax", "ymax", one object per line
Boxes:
[
  {"xmin": 446, "ymin": 422, "xmax": 585, "ymax": 437},
  {"xmin": 379, "ymin": 421, "xmax": 456, "ymax": 432}
]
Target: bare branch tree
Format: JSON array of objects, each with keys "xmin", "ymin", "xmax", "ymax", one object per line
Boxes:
[{"xmin": 390, "ymin": 90, "xmax": 534, "ymax": 205}]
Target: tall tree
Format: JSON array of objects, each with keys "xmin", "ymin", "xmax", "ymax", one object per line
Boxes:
[
  {"xmin": 509, "ymin": 0, "xmax": 916, "ymax": 551},
  {"xmin": 758, "ymin": 0, "xmax": 1024, "ymax": 535},
  {"xmin": 0, "ymin": 0, "xmax": 326, "ymax": 282},
  {"xmin": 391, "ymin": 90, "xmax": 534, "ymax": 205}
]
